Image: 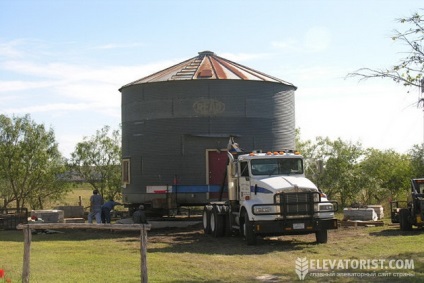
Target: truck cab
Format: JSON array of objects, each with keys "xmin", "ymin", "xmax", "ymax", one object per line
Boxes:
[{"xmin": 203, "ymin": 146, "xmax": 338, "ymax": 245}]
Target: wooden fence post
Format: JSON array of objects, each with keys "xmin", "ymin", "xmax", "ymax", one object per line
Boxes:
[
  {"xmin": 140, "ymin": 225, "xmax": 148, "ymax": 283},
  {"xmin": 22, "ymin": 225, "xmax": 32, "ymax": 283},
  {"xmin": 17, "ymin": 223, "xmax": 151, "ymax": 283}
]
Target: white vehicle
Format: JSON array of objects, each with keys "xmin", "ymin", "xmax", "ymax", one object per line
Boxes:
[{"xmin": 203, "ymin": 139, "xmax": 338, "ymax": 245}]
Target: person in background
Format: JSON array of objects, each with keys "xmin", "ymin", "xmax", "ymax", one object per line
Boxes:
[
  {"xmin": 101, "ymin": 199, "xmax": 122, "ymax": 223},
  {"xmin": 87, "ymin": 189, "xmax": 103, "ymax": 224},
  {"xmin": 132, "ymin": 204, "xmax": 148, "ymax": 224}
]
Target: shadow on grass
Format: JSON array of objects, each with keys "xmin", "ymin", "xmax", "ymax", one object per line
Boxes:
[
  {"xmin": 369, "ymin": 227, "xmax": 424, "ymax": 237},
  {"xmin": 1, "ymin": 224, "xmax": 322, "ymax": 255},
  {"xmin": 0, "ymin": 229, "xmax": 141, "ymax": 242},
  {"xmin": 145, "ymin": 226, "xmax": 321, "ymax": 255}
]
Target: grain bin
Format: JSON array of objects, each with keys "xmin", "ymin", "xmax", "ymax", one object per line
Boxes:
[{"xmin": 119, "ymin": 51, "xmax": 297, "ymax": 212}]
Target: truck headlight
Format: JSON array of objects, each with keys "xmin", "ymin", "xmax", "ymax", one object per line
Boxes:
[
  {"xmin": 253, "ymin": 206, "xmax": 273, "ymax": 214},
  {"xmin": 319, "ymin": 204, "xmax": 334, "ymax": 211}
]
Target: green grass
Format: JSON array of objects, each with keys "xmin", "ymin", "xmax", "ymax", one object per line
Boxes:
[
  {"xmin": 1, "ymin": 223, "xmax": 423, "ymax": 282},
  {"xmin": 43, "ymin": 184, "xmax": 93, "ymax": 209},
  {"xmin": 47, "ymin": 185, "xmax": 125, "ymax": 212},
  {"xmin": 3, "ymin": 186, "xmax": 423, "ymax": 282}
]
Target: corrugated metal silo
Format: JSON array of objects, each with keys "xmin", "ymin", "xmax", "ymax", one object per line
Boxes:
[{"xmin": 119, "ymin": 51, "xmax": 297, "ymax": 211}]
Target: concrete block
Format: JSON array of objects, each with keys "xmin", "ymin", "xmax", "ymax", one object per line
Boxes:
[
  {"xmin": 64, "ymin": 218, "xmax": 85, "ymax": 223},
  {"xmin": 31, "ymin": 210, "xmax": 64, "ymax": 223},
  {"xmin": 54, "ymin": 206, "xmax": 84, "ymax": 218},
  {"xmin": 367, "ymin": 205, "xmax": 384, "ymax": 220},
  {"xmin": 343, "ymin": 208, "xmax": 378, "ymax": 221}
]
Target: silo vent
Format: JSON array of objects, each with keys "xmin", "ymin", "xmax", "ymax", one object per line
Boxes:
[
  {"xmin": 198, "ymin": 50, "xmax": 215, "ymax": 56},
  {"xmin": 198, "ymin": 69, "xmax": 213, "ymax": 78}
]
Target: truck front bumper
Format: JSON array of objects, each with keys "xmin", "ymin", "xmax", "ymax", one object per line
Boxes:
[{"xmin": 252, "ymin": 218, "xmax": 338, "ymax": 236}]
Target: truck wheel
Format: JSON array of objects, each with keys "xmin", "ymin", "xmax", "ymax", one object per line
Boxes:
[
  {"xmin": 224, "ymin": 211, "xmax": 233, "ymax": 236},
  {"xmin": 202, "ymin": 206, "xmax": 211, "ymax": 234},
  {"xmin": 241, "ymin": 210, "xmax": 257, "ymax": 245},
  {"xmin": 315, "ymin": 230, "xmax": 328, "ymax": 244},
  {"xmin": 399, "ymin": 208, "xmax": 413, "ymax": 231},
  {"xmin": 211, "ymin": 206, "xmax": 225, "ymax": 237}
]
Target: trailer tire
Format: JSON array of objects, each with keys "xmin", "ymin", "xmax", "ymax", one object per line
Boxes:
[
  {"xmin": 399, "ymin": 208, "xmax": 413, "ymax": 231},
  {"xmin": 211, "ymin": 206, "xmax": 225, "ymax": 237},
  {"xmin": 315, "ymin": 230, "xmax": 328, "ymax": 244},
  {"xmin": 202, "ymin": 206, "xmax": 211, "ymax": 234},
  {"xmin": 241, "ymin": 209, "xmax": 257, "ymax": 245}
]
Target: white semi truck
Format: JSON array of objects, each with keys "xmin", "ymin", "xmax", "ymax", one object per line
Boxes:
[{"xmin": 202, "ymin": 139, "xmax": 338, "ymax": 245}]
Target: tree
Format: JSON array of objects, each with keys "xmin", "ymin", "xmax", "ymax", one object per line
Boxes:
[
  {"xmin": 0, "ymin": 114, "xmax": 69, "ymax": 209},
  {"xmin": 69, "ymin": 126, "xmax": 122, "ymax": 200},
  {"xmin": 319, "ymin": 138, "xmax": 364, "ymax": 207},
  {"xmin": 299, "ymin": 136, "xmax": 364, "ymax": 207},
  {"xmin": 296, "ymin": 134, "xmax": 328, "ymax": 190},
  {"xmin": 359, "ymin": 148, "xmax": 412, "ymax": 204},
  {"xmin": 409, "ymin": 143, "xmax": 424, "ymax": 177},
  {"xmin": 347, "ymin": 11, "xmax": 424, "ymax": 91}
]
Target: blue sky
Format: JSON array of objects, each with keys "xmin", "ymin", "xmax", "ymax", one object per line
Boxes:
[{"xmin": 1, "ymin": 0, "xmax": 423, "ymax": 158}]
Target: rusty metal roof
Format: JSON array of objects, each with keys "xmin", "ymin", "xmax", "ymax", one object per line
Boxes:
[{"xmin": 121, "ymin": 51, "xmax": 296, "ymax": 88}]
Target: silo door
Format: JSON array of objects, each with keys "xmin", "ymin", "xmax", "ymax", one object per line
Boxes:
[{"xmin": 208, "ymin": 150, "xmax": 228, "ymax": 185}]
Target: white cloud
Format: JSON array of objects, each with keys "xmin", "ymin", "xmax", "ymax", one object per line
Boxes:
[
  {"xmin": 0, "ymin": 48, "xmax": 179, "ymax": 128},
  {"xmin": 271, "ymin": 39, "xmax": 299, "ymax": 51},
  {"xmin": 0, "ymin": 39, "xmax": 26, "ymax": 58},
  {"xmin": 0, "ymin": 80, "xmax": 58, "ymax": 92},
  {"xmin": 3, "ymin": 102, "xmax": 93, "ymax": 114},
  {"xmin": 2, "ymin": 60, "xmax": 84, "ymax": 79}
]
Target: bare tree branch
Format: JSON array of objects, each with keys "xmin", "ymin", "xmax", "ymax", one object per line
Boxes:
[{"xmin": 347, "ymin": 10, "xmax": 424, "ymax": 91}]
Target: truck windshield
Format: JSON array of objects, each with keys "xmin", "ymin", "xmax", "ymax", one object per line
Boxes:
[{"xmin": 250, "ymin": 158, "xmax": 303, "ymax": 176}]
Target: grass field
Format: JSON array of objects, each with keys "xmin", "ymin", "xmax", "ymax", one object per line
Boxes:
[
  {"xmin": 46, "ymin": 185, "xmax": 126, "ymax": 212},
  {"xmin": 1, "ymin": 186, "xmax": 423, "ymax": 282},
  {"xmin": 1, "ymin": 221, "xmax": 423, "ymax": 282},
  {"xmin": 48, "ymin": 184, "xmax": 93, "ymax": 208}
]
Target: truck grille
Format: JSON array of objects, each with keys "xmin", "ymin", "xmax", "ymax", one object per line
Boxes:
[{"xmin": 277, "ymin": 192, "xmax": 318, "ymax": 217}]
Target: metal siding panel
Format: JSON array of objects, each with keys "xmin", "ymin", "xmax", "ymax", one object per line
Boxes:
[
  {"xmin": 246, "ymin": 99, "xmax": 274, "ymax": 118},
  {"xmin": 272, "ymin": 89, "xmax": 296, "ymax": 149},
  {"xmin": 121, "ymin": 79, "xmax": 296, "ymax": 198},
  {"xmin": 140, "ymin": 100, "xmax": 173, "ymax": 119}
]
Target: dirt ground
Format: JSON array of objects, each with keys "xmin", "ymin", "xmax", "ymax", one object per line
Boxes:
[{"xmin": 145, "ymin": 220, "xmax": 377, "ymax": 251}]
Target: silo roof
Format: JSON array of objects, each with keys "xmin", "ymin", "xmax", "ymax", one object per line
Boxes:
[{"xmin": 121, "ymin": 51, "xmax": 296, "ymax": 89}]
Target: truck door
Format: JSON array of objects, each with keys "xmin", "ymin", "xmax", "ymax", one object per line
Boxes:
[{"xmin": 239, "ymin": 161, "xmax": 251, "ymax": 200}]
